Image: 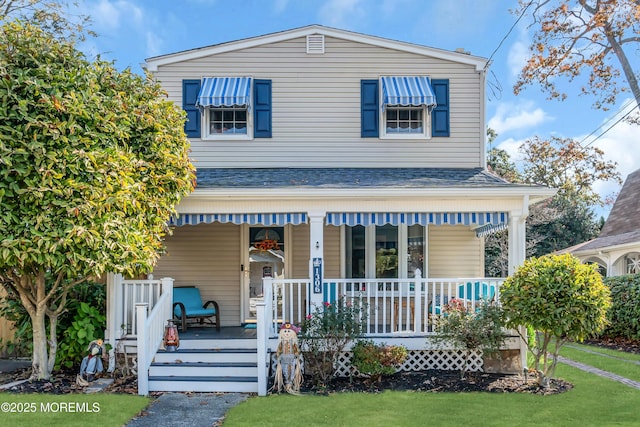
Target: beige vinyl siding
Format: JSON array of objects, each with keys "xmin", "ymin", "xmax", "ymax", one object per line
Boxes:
[
  {"xmin": 290, "ymin": 224, "xmax": 310, "ymax": 278},
  {"xmin": 428, "ymin": 225, "xmax": 482, "ymax": 278},
  {"xmin": 154, "ymin": 36, "xmax": 482, "ymax": 169},
  {"xmin": 323, "ymin": 225, "xmax": 341, "ymax": 278},
  {"xmin": 152, "ymin": 223, "xmax": 241, "ymax": 326}
]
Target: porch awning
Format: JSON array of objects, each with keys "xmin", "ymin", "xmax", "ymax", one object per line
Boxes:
[
  {"xmin": 381, "ymin": 76, "xmax": 437, "ymax": 108},
  {"xmin": 196, "ymin": 77, "xmax": 252, "ymax": 108},
  {"xmin": 170, "ymin": 213, "xmax": 307, "ymax": 227},
  {"xmin": 326, "ymin": 212, "xmax": 508, "ymax": 230},
  {"xmin": 474, "ymin": 222, "xmax": 509, "ymax": 237}
]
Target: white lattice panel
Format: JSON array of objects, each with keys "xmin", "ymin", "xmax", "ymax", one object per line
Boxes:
[
  {"xmin": 271, "ymin": 350, "xmax": 484, "ymax": 378},
  {"xmin": 334, "ymin": 350, "xmax": 483, "ymax": 377}
]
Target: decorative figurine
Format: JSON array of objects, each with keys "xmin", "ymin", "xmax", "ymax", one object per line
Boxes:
[
  {"xmin": 77, "ymin": 339, "xmax": 105, "ymax": 386},
  {"xmin": 271, "ymin": 322, "xmax": 303, "ymax": 394}
]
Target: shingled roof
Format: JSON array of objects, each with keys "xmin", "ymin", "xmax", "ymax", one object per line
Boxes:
[
  {"xmin": 571, "ymin": 168, "xmax": 640, "ymax": 252},
  {"xmin": 194, "ymin": 167, "xmax": 525, "ymax": 189}
]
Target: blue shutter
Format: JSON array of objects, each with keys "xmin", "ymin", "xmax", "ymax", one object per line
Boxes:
[
  {"xmin": 182, "ymin": 79, "xmax": 201, "ymax": 138},
  {"xmin": 254, "ymin": 79, "xmax": 272, "ymax": 138},
  {"xmin": 361, "ymin": 80, "xmax": 379, "ymax": 138},
  {"xmin": 431, "ymin": 79, "xmax": 449, "ymax": 137}
]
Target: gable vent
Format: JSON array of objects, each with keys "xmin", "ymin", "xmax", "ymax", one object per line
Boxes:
[{"xmin": 306, "ymin": 34, "xmax": 325, "ymax": 54}]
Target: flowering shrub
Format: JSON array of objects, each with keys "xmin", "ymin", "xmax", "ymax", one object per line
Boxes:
[
  {"xmin": 299, "ymin": 295, "xmax": 368, "ymax": 387},
  {"xmin": 433, "ymin": 299, "xmax": 506, "ymax": 379},
  {"xmin": 351, "ymin": 340, "xmax": 407, "ymax": 384}
]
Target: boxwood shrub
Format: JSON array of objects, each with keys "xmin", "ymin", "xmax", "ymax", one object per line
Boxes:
[{"xmin": 602, "ymin": 274, "xmax": 640, "ymax": 340}]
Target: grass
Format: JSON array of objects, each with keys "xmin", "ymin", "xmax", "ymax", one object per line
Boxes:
[
  {"xmin": 224, "ymin": 345, "xmax": 640, "ymax": 427},
  {"xmin": 0, "ymin": 392, "xmax": 150, "ymax": 427},
  {"xmin": 560, "ymin": 343, "xmax": 640, "ymax": 383}
]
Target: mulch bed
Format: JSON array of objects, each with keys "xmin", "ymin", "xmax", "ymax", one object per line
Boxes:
[
  {"xmin": 298, "ymin": 370, "xmax": 573, "ymax": 395},
  {"xmin": 2, "ymin": 337, "xmax": 638, "ymax": 396}
]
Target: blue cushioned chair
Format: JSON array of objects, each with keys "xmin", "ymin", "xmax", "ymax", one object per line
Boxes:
[
  {"xmin": 173, "ymin": 287, "xmax": 220, "ymax": 332},
  {"xmin": 458, "ymin": 282, "xmax": 496, "ymax": 301}
]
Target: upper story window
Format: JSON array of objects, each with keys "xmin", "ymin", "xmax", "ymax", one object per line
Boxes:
[
  {"xmin": 385, "ymin": 107, "xmax": 425, "ymax": 135},
  {"xmin": 198, "ymin": 77, "xmax": 252, "ymax": 139},
  {"xmin": 380, "ymin": 76, "xmax": 435, "ymax": 139},
  {"xmin": 209, "ymin": 107, "xmax": 248, "ymax": 136},
  {"xmin": 361, "ymin": 77, "xmax": 449, "ymax": 139},
  {"xmin": 182, "ymin": 77, "xmax": 272, "ymax": 139}
]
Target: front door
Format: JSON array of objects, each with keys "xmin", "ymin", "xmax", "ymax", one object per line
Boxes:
[{"xmin": 243, "ymin": 226, "xmax": 285, "ymax": 322}]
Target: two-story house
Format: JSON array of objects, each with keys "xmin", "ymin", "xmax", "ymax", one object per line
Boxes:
[{"xmin": 106, "ymin": 25, "xmax": 554, "ymax": 395}]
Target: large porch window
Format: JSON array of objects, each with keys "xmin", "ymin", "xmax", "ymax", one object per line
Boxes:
[{"xmin": 344, "ymin": 224, "xmax": 425, "ymax": 279}]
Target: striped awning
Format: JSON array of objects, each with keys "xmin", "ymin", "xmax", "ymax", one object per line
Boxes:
[
  {"xmin": 474, "ymin": 222, "xmax": 509, "ymax": 238},
  {"xmin": 170, "ymin": 213, "xmax": 307, "ymax": 227},
  {"xmin": 196, "ymin": 77, "xmax": 252, "ymax": 108},
  {"xmin": 326, "ymin": 212, "xmax": 508, "ymax": 229},
  {"xmin": 381, "ymin": 76, "xmax": 437, "ymax": 107}
]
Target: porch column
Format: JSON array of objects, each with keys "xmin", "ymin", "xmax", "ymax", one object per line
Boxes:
[
  {"xmin": 507, "ymin": 197, "xmax": 529, "ymax": 372},
  {"xmin": 507, "ymin": 214, "xmax": 526, "ymax": 275},
  {"xmin": 308, "ymin": 210, "xmax": 326, "ymax": 307},
  {"xmin": 508, "ymin": 196, "xmax": 529, "ymax": 276}
]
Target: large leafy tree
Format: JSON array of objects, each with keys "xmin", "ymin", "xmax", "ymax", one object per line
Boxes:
[
  {"xmin": 514, "ymin": 0, "xmax": 640, "ymax": 114},
  {"xmin": 0, "ymin": 21, "xmax": 195, "ymax": 379},
  {"xmin": 485, "ymin": 134, "xmax": 620, "ymax": 275}
]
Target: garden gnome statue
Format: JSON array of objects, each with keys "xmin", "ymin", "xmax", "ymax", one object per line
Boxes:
[
  {"xmin": 271, "ymin": 322, "xmax": 303, "ymax": 394},
  {"xmin": 77, "ymin": 339, "xmax": 105, "ymax": 386}
]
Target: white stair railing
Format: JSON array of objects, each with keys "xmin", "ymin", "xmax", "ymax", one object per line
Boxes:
[{"xmin": 136, "ymin": 278, "xmax": 173, "ymax": 396}]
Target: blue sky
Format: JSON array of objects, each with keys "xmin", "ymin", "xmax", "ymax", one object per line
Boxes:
[{"xmin": 78, "ymin": 0, "xmax": 639, "ymax": 218}]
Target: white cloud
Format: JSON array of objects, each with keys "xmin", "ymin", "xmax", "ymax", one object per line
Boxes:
[
  {"xmin": 588, "ymin": 113, "xmax": 640, "ymax": 200},
  {"xmin": 88, "ymin": 0, "xmax": 144, "ymax": 32},
  {"xmin": 273, "ymin": 0, "xmax": 290, "ymax": 13},
  {"xmin": 494, "ymin": 137, "xmax": 525, "ymax": 161},
  {"xmin": 319, "ymin": 0, "xmax": 366, "ymax": 28},
  {"xmin": 488, "ymin": 102, "xmax": 550, "ymax": 135}
]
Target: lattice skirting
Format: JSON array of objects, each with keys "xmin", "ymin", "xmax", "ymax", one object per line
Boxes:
[{"xmin": 270, "ymin": 349, "xmax": 483, "ymax": 377}]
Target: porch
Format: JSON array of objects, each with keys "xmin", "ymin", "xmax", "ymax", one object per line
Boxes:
[{"xmin": 106, "ymin": 274, "xmax": 520, "ymax": 396}]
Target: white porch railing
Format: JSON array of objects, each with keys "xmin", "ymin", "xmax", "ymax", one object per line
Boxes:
[
  {"xmin": 135, "ymin": 278, "xmax": 174, "ymax": 396},
  {"xmin": 110, "ymin": 275, "xmax": 164, "ymax": 338},
  {"xmin": 262, "ymin": 276, "xmax": 504, "ymax": 337}
]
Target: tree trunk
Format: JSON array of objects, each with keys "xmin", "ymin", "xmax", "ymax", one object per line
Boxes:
[
  {"xmin": 30, "ymin": 308, "xmax": 50, "ymax": 380},
  {"xmin": 47, "ymin": 312, "xmax": 59, "ymax": 375}
]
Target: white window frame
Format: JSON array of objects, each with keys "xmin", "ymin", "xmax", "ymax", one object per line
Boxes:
[
  {"xmin": 203, "ymin": 105, "xmax": 253, "ymax": 140},
  {"xmin": 381, "ymin": 106, "xmax": 431, "ymax": 139}
]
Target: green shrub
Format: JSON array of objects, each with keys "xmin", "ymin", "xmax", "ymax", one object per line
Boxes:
[
  {"xmin": 299, "ymin": 296, "xmax": 368, "ymax": 387},
  {"xmin": 0, "ymin": 280, "xmax": 106, "ymax": 369},
  {"xmin": 432, "ymin": 299, "xmax": 507, "ymax": 378},
  {"xmin": 501, "ymin": 254, "xmax": 610, "ymax": 387},
  {"xmin": 602, "ymin": 274, "xmax": 640, "ymax": 340},
  {"xmin": 351, "ymin": 340, "xmax": 407, "ymax": 384}
]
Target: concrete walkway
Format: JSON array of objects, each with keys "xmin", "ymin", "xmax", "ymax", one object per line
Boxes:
[
  {"xmin": 124, "ymin": 392, "xmax": 250, "ymax": 427},
  {"xmin": 557, "ymin": 355, "xmax": 640, "ymax": 390}
]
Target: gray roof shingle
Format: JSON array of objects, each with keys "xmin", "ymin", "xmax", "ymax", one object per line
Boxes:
[{"xmin": 194, "ymin": 167, "xmax": 529, "ymax": 189}]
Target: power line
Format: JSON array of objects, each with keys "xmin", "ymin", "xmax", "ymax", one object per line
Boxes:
[
  {"xmin": 580, "ymin": 100, "xmax": 639, "ymax": 148},
  {"xmin": 484, "ymin": 0, "xmax": 534, "ymax": 71}
]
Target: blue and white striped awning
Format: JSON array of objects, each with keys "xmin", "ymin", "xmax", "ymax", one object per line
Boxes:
[
  {"xmin": 474, "ymin": 222, "xmax": 509, "ymax": 237},
  {"xmin": 196, "ymin": 77, "xmax": 252, "ymax": 108},
  {"xmin": 381, "ymin": 76, "xmax": 437, "ymax": 108},
  {"xmin": 170, "ymin": 213, "xmax": 307, "ymax": 227},
  {"xmin": 326, "ymin": 212, "xmax": 508, "ymax": 229}
]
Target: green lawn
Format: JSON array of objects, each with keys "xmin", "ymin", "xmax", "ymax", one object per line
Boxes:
[
  {"xmin": 224, "ymin": 345, "xmax": 640, "ymax": 427},
  {"xmin": 0, "ymin": 393, "xmax": 150, "ymax": 427},
  {"xmin": 560, "ymin": 343, "xmax": 640, "ymax": 383}
]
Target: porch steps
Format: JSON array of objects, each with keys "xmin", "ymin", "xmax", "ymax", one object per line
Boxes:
[{"xmin": 147, "ymin": 338, "xmax": 259, "ymax": 393}]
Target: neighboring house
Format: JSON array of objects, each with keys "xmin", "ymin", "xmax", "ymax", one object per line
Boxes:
[
  {"xmin": 561, "ymin": 168, "xmax": 640, "ymax": 276},
  {"xmin": 104, "ymin": 25, "xmax": 555, "ymax": 395}
]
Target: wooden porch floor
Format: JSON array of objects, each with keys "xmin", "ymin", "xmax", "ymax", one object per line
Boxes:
[{"xmin": 177, "ymin": 326, "xmax": 257, "ymax": 340}]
